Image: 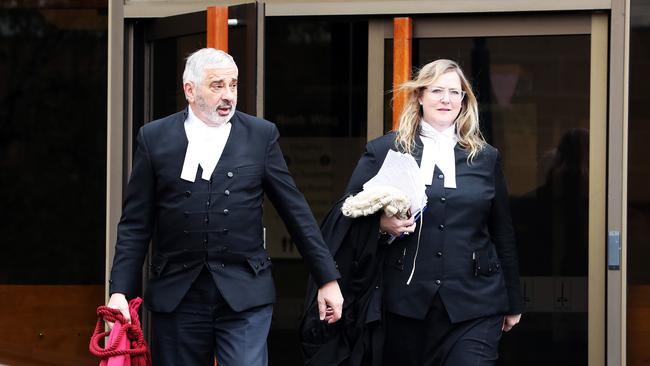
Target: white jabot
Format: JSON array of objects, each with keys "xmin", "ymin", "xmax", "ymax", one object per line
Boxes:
[
  {"xmin": 180, "ymin": 106, "xmax": 232, "ymax": 182},
  {"xmin": 419, "ymin": 121, "xmax": 458, "ymax": 188}
]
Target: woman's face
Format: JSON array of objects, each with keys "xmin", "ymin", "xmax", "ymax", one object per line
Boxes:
[{"xmin": 419, "ymin": 70, "xmax": 463, "ymax": 130}]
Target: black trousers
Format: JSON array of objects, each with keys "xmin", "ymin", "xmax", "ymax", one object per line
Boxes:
[
  {"xmin": 383, "ymin": 295, "xmax": 503, "ymax": 366},
  {"xmin": 150, "ymin": 267, "xmax": 273, "ymax": 366}
]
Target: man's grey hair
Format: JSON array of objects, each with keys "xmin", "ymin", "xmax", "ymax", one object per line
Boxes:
[{"xmin": 182, "ymin": 48, "xmax": 237, "ymax": 87}]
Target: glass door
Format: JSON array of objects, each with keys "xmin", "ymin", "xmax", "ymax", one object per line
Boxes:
[
  {"xmin": 369, "ymin": 13, "xmax": 607, "ymax": 366},
  {"xmin": 263, "ymin": 16, "xmax": 368, "ymax": 364}
]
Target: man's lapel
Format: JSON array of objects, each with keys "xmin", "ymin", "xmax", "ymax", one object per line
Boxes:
[{"xmin": 170, "ymin": 108, "xmax": 190, "ymax": 174}]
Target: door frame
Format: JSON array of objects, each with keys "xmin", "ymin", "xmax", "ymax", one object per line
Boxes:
[
  {"xmin": 367, "ymin": 13, "xmax": 607, "ymax": 365},
  {"xmin": 107, "ymin": 3, "xmax": 628, "ymax": 364}
]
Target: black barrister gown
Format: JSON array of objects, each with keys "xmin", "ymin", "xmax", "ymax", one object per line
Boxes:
[{"xmin": 300, "ymin": 131, "xmax": 523, "ymax": 366}]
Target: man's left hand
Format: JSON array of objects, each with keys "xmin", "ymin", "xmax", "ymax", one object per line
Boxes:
[
  {"xmin": 502, "ymin": 314, "xmax": 521, "ymax": 332},
  {"xmin": 317, "ymin": 280, "xmax": 344, "ymax": 324}
]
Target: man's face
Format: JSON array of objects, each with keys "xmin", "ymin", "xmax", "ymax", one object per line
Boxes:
[{"xmin": 186, "ymin": 64, "xmax": 238, "ymax": 126}]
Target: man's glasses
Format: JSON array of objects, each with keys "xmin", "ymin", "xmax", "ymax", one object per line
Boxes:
[{"xmin": 428, "ymin": 87, "xmax": 466, "ymax": 103}]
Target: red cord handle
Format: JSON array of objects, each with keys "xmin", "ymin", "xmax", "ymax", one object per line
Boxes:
[{"xmin": 89, "ymin": 298, "xmax": 150, "ymax": 361}]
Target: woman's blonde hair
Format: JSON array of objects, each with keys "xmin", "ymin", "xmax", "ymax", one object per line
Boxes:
[{"xmin": 394, "ymin": 59, "xmax": 485, "ymax": 161}]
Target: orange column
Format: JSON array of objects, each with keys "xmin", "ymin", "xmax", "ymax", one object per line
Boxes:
[
  {"xmin": 207, "ymin": 8, "xmax": 226, "ymax": 361},
  {"xmin": 207, "ymin": 6, "xmax": 228, "ymax": 52},
  {"xmin": 392, "ymin": 17, "xmax": 412, "ymax": 130}
]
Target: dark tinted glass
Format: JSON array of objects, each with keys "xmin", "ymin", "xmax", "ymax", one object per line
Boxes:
[
  {"xmin": 627, "ymin": 0, "xmax": 650, "ymax": 363},
  {"xmin": 265, "ymin": 17, "xmax": 368, "ymax": 364},
  {"xmin": 266, "ymin": 18, "xmax": 368, "ymax": 138},
  {"xmin": 151, "ymin": 34, "xmax": 205, "ymax": 120},
  {"xmin": 0, "ymin": 4, "xmax": 107, "ymax": 364},
  {"xmin": 0, "ymin": 7, "xmax": 107, "ymax": 284}
]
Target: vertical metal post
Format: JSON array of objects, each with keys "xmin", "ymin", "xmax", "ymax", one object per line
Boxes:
[
  {"xmin": 207, "ymin": 6, "xmax": 229, "ymax": 51},
  {"xmin": 392, "ymin": 17, "xmax": 412, "ymax": 130}
]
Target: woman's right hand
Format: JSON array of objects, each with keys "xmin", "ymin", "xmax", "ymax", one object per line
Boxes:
[{"xmin": 379, "ymin": 213, "xmax": 416, "ymax": 237}]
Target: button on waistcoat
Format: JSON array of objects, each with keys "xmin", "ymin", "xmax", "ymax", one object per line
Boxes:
[
  {"xmin": 416, "ymin": 166, "xmax": 447, "ymax": 284},
  {"xmin": 157, "ymin": 166, "xmax": 266, "ymax": 269},
  {"xmin": 179, "ymin": 171, "xmax": 233, "ymax": 251}
]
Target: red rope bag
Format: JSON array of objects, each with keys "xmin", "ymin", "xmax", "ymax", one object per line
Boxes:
[{"xmin": 89, "ymin": 297, "xmax": 151, "ymax": 366}]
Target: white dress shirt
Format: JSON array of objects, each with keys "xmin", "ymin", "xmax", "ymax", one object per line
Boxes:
[
  {"xmin": 180, "ymin": 106, "xmax": 232, "ymax": 182},
  {"xmin": 419, "ymin": 121, "xmax": 458, "ymax": 188}
]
